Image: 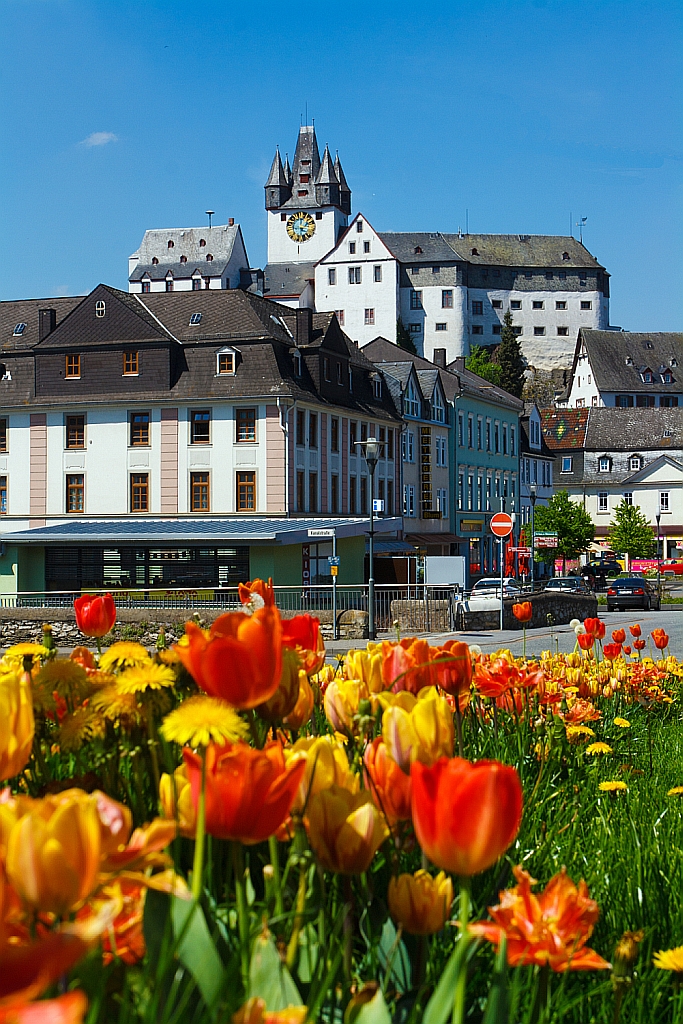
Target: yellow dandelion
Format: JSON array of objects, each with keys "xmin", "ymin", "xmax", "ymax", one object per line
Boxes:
[
  {"xmin": 161, "ymin": 695, "xmax": 247, "ymax": 748},
  {"xmin": 59, "ymin": 707, "xmax": 106, "ymax": 751},
  {"xmin": 566, "ymin": 725, "xmax": 595, "ymax": 742},
  {"xmin": 99, "ymin": 641, "xmax": 151, "ymax": 672},
  {"xmin": 90, "ymin": 685, "xmax": 144, "ymax": 725},
  {"xmin": 34, "ymin": 659, "xmax": 89, "ymax": 699},
  {"xmin": 614, "ymin": 717, "xmax": 631, "ymax": 728},
  {"xmin": 2, "ymin": 642, "xmax": 49, "ymax": 668},
  {"xmin": 599, "ymin": 780, "xmax": 628, "ymax": 793},
  {"xmin": 157, "ymin": 648, "xmax": 181, "ymax": 665},
  {"xmin": 116, "ymin": 663, "xmax": 176, "ymax": 694},
  {"xmin": 653, "ymin": 946, "xmax": 683, "ymax": 973},
  {"xmin": 586, "ymin": 742, "xmax": 613, "ymax": 756},
  {"xmin": 667, "ymin": 787, "xmax": 683, "ymax": 797}
]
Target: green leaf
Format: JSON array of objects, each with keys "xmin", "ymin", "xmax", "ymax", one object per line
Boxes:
[
  {"xmin": 353, "ymin": 987, "xmax": 392, "ymax": 1024},
  {"xmin": 423, "ymin": 939, "xmax": 466, "ymax": 1024},
  {"xmin": 377, "ymin": 919, "xmax": 411, "ymax": 993},
  {"xmin": 297, "ymin": 923, "xmax": 319, "ymax": 984},
  {"xmin": 249, "ymin": 931, "xmax": 302, "ymax": 1011},
  {"xmin": 172, "ymin": 897, "xmax": 225, "ymax": 1010},
  {"xmin": 143, "ymin": 888, "xmax": 171, "ymax": 968},
  {"xmin": 482, "ymin": 935, "xmax": 509, "ymax": 1024}
]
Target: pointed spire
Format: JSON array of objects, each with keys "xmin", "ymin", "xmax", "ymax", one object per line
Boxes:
[
  {"xmin": 283, "ymin": 154, "xmax": 292, "ymax": 185},
  {"xmin": 292, "ymin": 125, "xmax": 321, "ymax": 182},
  {"xmin": 265, "ymin": 147, "xmax": 288, "ymax": 187},
  {"xmin": 334, "ymin": 152, "xmax": 350, "ymax": 192},
  {"xmin": 316, "ymin": 144, "xmax": 339, "ymax": 184}
]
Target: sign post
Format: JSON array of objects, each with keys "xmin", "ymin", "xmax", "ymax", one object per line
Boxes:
[
  {"xmin": 490, "ymin": 513, "xmax": 514, "ymax": 630},
  {"xmin": 309, "ymin": 528, "xmax": 337, "ymax": 639}
]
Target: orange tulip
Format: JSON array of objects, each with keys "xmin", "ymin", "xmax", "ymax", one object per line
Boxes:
[
  {"xmin": 306, "ymin": 787, "xmax": 388, "ymax": 875},
  {"xmin": 583, "ymin": 618, "xmax": 605, "ymax": 639},
  {"xmin": 183, "ymin": 741, "xmax": 305, "ymax": 845},
  {"xmin": 629, "ymin": 624, "xmax": 642, "ymax": 638},
  {"xmin": 257, "ymin": 647, "xmax": 302, "ymax": 721},
  {"xmin": 0, "ymin": 991, "xmax": 88, "ymax": 1023},
  {"xmin": 175, "ymin": 606, "xmax": 282, "ymax": 709},
  {"xmin": 577, "ymin": 633, "xmax": 595, "ymax": 651},
  {"xmin": 381, "ymin": 638, "xmax": 435, "ymax": 694},
  {"xmin": 411, "ymin": 756, "xmax": 523, "ymax": 876},
  {"xmin": 77, "ymin": 879, "xmax": 146, "ymax": 965},
  {"xmin": 612, "ymin": 629, "xmax": 626, "ymax": 644},
  {"xmin": 602, "ymin": 643, "xmax": 622, "ymax": 661},
  {"xmin": 0, "ymin": 931, "xmax": 88, "ymax": 1006},
  {"xmin": 238, "ymin": 578, "xmax": 275, "ymax": 607},
  {"xmin": 470, "ymin": 866, "xmax": 611, "ymax": 971},
  {"xmin": 281, "ymin": 614, "xmax": 325, "ymax": 675},
  {"xmin": 283, "ymin": 673, "xmax": 315, "ymax": 731},
  {"xmin": 431, "ymin": 641, "xmax": 472, "ymax": 697},
  {"xmin": 623, "ymin": 645, "xmax": 632, "ymax": 655},
  {"xmin": 474, "ymin": 658, "xmax": 543, "ymax": 699},
  {"xmin": 513, "ymin": 602, "xmax": 533, "ymax": 623},
  {"xmin": 73, "ymin": 594, "xmax": 116, "ymax": 638},
  {"xmin": 363, "ymin": 738, "xmax": 412, "ymax": 824},
  {"xmin": 633, "ymin": 639, "xmax": 646, "ymax": 651},
  {"xmin": 651, "ymin": 629, "xmax": 669, "ymax": 650}
]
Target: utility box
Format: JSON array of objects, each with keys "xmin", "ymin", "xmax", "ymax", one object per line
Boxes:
[{"xmin": 424, "ymin": 556, "xmax": 466, "ymax": 588}]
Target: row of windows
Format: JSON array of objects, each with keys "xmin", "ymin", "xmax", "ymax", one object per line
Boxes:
[
  {"xmin": 50, "ymin": 471, "xmax": 256, "ymax": 515},
  {"xmin": 458, "ymin": 413, "xmax": 516, "ymax": 456},
  {"xmin": 457, "ymin": 473, "xmax": 516, "ymax": 511},
  {"xmin": 295, "ymin": 413, "xmax": 396, "ymax": 456},
  {"xmin": 403, "ymin": 485, "xmax": 448, "ymax": 518},
  {"xmin": 409, "ymin": 290, "xmax": 454, "ymax": 310},
  {"xmin": 598, "ymin": 491, "xmax": 670, "ymax": 513},
  {"xmin": 472, "ymin": 299, "xmax": 593, "ymax": 314},
  {"xmin": 614, "ymin": 395, "xmax": 679, "ymax": 408},
  {"xmin": 521, "ymin": 458, "xmax": 552, "ymax": 487},
  {"xmin": 296, "ymin": 471, "xmax": 395, "ymax": 516},
  {"xmin": 561, "ymin": 454, "xmax": 647, "ymax": 474},
  {"xmin": 328, "ymin": 265, "xmax": 384, "ymax": 286},
  {"xmin": 402, "ymin": 432, "xmax": 448, "ymax": 467},
  {"xmin": 62, "ymin": 349, "xmax": 237, "ymax": 380}
]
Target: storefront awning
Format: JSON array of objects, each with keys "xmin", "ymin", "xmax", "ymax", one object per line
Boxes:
[
  {"xmin": 405, "ymin": 533, "xmax": 462, "ymax": 547},
  {"xmin": 366, "ymin": 539, "xmax": 417, "ymax": 554}
]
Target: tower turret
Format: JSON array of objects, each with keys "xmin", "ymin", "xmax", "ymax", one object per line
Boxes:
[
  {"xmin": 315, "ymin": 144, "xmax": 340, "ymax": 208},
  {"xmin": 264, "ymin": 148, "xmax": 292, "ymax": 210},
  {"xmin": 334, "ymin": 153, "xmax": 352, "ymax": 216}
]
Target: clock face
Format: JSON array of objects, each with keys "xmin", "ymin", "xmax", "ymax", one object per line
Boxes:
[{"xmin": 286, "ymin": 211, "xmax": 316, "ymax": 243}]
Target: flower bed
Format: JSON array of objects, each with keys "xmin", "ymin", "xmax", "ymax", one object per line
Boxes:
[{"xmin": 1, "ymin": 582, "xmax": 682, "ymax": 1023}]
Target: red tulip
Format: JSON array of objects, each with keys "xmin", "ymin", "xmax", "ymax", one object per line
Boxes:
[
  {"xmin": 513, "ymin": 602, "xmax": 533, "ymax": 623},
  {"xmin": 175, "ymin": 606, "xmax": 282, "ymax": 709},
  {"xmin": 73, "ymin": 594, "xmax": 116, "ymax": 638},
  {"xmin": 623, "ymin": 645, "xmax": 632, "ymax": 655},
  {"xmin": 577, "ymin": 633, "xmax": 595, "ymax": 651},
  {"xmin": 629, "ymin": 624, "xmax": 642, "ymax": 638},
  {"xmin": 611, "ymin": 629, "xmax": 626, "ymax": 644},
  {"xmin": 411, "ymin": 756, "xmax": 523, "ymax": 876},
  {"xmin": 651, "ymin": 629, "xmax": 669, "ymax": 650},
  {"xmin": 432, "ymin": 640, "xmax": 473, "ymax": 697},
  {"xmin": 633, "ymin": 639, "xmax": 646, "ymax": 651},
  {"xmin": 381, "ymin": 638, "xmax": 436, "ymax": 694},
  {"xmin": 281, "ymin": 614, "xmax": 325, "ymax": 675},
  {"xmin": 364, "ymin": 737, "xmax": 412, "ymax": 824},
  {"xmin": 602, "ymin": 643, "xmax": 622, "ymax": 661},
  {"xmin": 238, "ymin": 577, "xmax": 275, "ymax": 607},
  {"xmin": 183, "ymin": 741, "xmax": 305, "ymax": 844},
  {"xmin": 583, "ymin": 618, "xmax": 605, "ymax": 639}
]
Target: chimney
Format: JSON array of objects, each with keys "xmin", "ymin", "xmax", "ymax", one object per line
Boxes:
[
  {"xmin": 228, "ymin": 217, "xmax": 235, "ymax": 226},
  {"xmin": 38, "ymin": 308, "xmax": 56, "ymax": 341},
  {"xmin": 295, "ymin": 307, "xmax": 313, "ymax": 347},
  {"xmin": 432, "ymin": 348, "xmax": 447, "ymax": 368}
]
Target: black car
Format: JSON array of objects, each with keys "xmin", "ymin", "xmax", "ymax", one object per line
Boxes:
[
  {"xmin": 545, "ymin": 577, "xmax": 593, "ymax": 595},
  {"xmin": 606, "ymin": 577, "xmax": 661, "ymax": 612}
]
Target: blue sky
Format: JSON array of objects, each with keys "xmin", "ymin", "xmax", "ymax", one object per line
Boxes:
[{"xmin": 1, "ymin": 0, "xmax": 681, "ymax": 330}]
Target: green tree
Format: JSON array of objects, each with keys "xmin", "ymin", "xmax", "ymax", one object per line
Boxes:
[
  {"xmin": 396, "ymin": 318, "xmax": 417, "ymax": 355},
  {"xmin": 609, "ymin": 499, "xmax": 654, "ymax": 564},
  {"xmin": 533, "ymin": 491, "xmax": 595, "ymax": 570},
  {"xmin": 466, "ymin": 345, "xmax": 502, "ymax": 386},
  {"xmin": 496, "ymin": 310, "xmax": 526, "ymax": 399}
]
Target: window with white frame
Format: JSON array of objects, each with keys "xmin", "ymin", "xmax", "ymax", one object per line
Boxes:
[
  {"xmin": 432, "ymin": 389, "xmax": 445, "ymax": 422},
  {"xmin": 561, "ymin": 456, "xmax": 572, "ymax": 473},
  {"xmin": 599, "ymin": 456, "xmax": 611, "ymax": 472},
  {"xmin": 348, "ymin": 267, "xmax": 362, "ymax": 284},
  {"xmin": 435, "ymin": 436, "xmax": 447, "ymax": 467},
  {"xmin": 216, "ymin": 347, "xmax": 237, "ymax": 375},
  {"xmin": 477, "ymin": 476, "xmax": 483, "ymax": 510},
  {"xmin": 510, "ymin": 426, "xmax": 516, "ymax": 456},
  {"xmin": 402, "ymin": 431, "xmax": 415, "ymax": 462},
  {"xmin": 660, "ymin": 491, "xmax": 670, "ymax": 512},
  {"xmin": 373, "ymin": 376, "xmax": 382, "ymax": 399},
  {"xmin": 486, "ymin": 419, "xmax": 491, "ymax": 451},
  {"xmin": 477, "ymin": 416, "xmax": 483, "ymax": 449},
  {"xmin": 623, "ymin": 492, "xmax": 633, "ymax": 505},
  {"xmin": 328, "ymin": 268, "xmax": 336, "ymax": 285},
  {"xmin": 405, "ymin": 380, "xmax": 420, "ymax": 417},
  {"xmin": 458, "ymin": 473, "xmax": 464, "ymax": 510},
  {"xmin": 598, "ymin": 492, "xmax": 609, "ymax": 512},
  {"xmin": 373, "ymin": 265, "xmax": 382, "ymax": 283},
  {"xmin": 403, "ymin": 484, "xmax": 416, "ymax": 517},
  {"xmin": 486, "ymin": 475, "xmax": 492, "ymax": 511},
  {"xmin": 364, "ymin": 308, "xmax": 375, "ymax": 325},
  {"xmin": 629, "ymin": 456, "xmax": 641, "ymax": 471},
  {"xmin": 458, "ymin": 412, "xmax": 464, "ymax": 446},
  {"xmin": 436, "ymin": 488, "xmax": 448, "ymax": 518}
]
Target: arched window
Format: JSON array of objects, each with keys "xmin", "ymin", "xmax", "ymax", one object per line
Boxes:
[
  {"xmin": 199, "ymin": 239, "xmax": 206, "ymax": 247},
  {"xmin": 206, "ymin": 253, "xmax": 214, "ymax": 262},
  {"xmin": 152, "ymin": 257, "xmax": 159, "ymax": 265},
  {"xmin": 95, "ymin": 300, "xmax": 105, "ymax": 318},
  {"xmin": 167, "ymin": 240, "xmax": 174, "ymax": 248}
]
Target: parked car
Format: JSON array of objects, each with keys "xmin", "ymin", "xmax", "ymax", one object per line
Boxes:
[
  {"xmin": 661, "ymin": 559, "xmax": 683, "ymax": 576},
  {"xmin": 606, "ymin": 577, "xmax": 661, "ymax": 612},
  {"xmin": 545, "ymin": 577, "xmax": 593, "ymax": 595},
  {"xmin": 470, "ymin": 577, "xmax": 522, "ymax": 596},
  {"xmin": 586, "ymin": 558, "xmax": 623, "ymax": 578}
]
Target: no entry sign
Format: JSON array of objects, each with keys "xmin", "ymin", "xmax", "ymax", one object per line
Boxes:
[{"xmin": 490, "ymin": 512, "xmax": 513, "ymax": 538}]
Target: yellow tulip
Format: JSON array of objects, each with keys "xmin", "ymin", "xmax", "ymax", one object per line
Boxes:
[
  {"xmin": 0, "ymin": 668, "xmax": 34, "ymax": 782},
  {"xmin": 286, "ymin": 735, "xmax": 358, "ymax": 813},
  {"xmin": 382, "ymin": 687, "xmax": 453, "ymax": 771},
  {"xmin": 6, "ymin": 789, "xmax": 101, "ymax": 915},
  {"xmin": 159, "ymin": 763, "xmax": 196, "ymax": 837},
  {"xmin": 283, "ymin": 672, "xmax": 315, "ymax": 731},
  {"xmin": 344, "ymin": 645, "xmax": 384, "ymax": 693},
  {"xmin": 323, "ymin": 678, "xmax": 370, "ymax": 736},
  {"xmin": 306, "ymin": 786, "xmax": 388, "ymax": 874},
  {"xmin": 388, "ymin": 870, "xmax": 453, "ymax": 935}
]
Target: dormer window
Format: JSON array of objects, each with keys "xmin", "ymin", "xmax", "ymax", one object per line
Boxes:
[
  {"xmin": 599, "ymin": 456, "xmax": 611, "ymax": 472},
  {"xmin": 180, "ymin": 255, "xmax": 187, "ymax": 263},
  {"xmin": 625, "ymin": 356, "xmax": 633, "ymax": 365},
  {"xmin": 152, "ymin": 257, "xmax": 159, "ymax": 265},
  {"xmin": 373, "ymin": 376, "xmax": 382, "ymax": 399},
  {"xmin": 432, "ymin": 389, "xmax": 445, "ymax": 423},
  {"xmin": 471, "ymin": 248, "xmax": 478, "ymax": 255},
  {"xmin": 405, "ymin": 380, "xmax": 420, "ymax": 418},
  {"xmin": 216, "ymin": 347, "xmax": 236, "ymax": 375},
  {"xmin": 199, "ymin": 239, "xmax": 206, "ymax": 247},
  {"xmin": 630, "ymin": 456, "xmax": 641, "ymax": 471},
  {"xmin": 167, "ymin": 240, "xmax": 174, "ymax": 249},
  {"xmin": 662, "ymin": 371, "xmax": 673, "ymax": 384},
  {"xmin": 206, "ymin": 254, "xmax": 213, "ymax": 262},
  {"xmin": 414, "ymin": 246, "xmax": 423, "ymax": 254},
  {"xmin": 95, "ymin": 300, "xmax": 105, "ymax": 318},
  {"xmin": 641, "ymin": 369, "xmax": 653, "ymax": 384},
  {"xmin": 189, "ymin": 313, "xmax": 202, "ymax": 326},
  {"xmin": 293, "ymin": 350, "xmax": 302, "ymax": 377},
  {"xmin": 13, "ymin": 324, "xmax": 26, "ymax": 336},
  {"xmin": 671, "ymin": 357, "xmax": 678, "ymax": 367},
  {"xmin": 562, "ymin": 251, "xmax": 570, "ymax": 260}
]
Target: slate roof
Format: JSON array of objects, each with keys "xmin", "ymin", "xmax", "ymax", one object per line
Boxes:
[
  {"xmin": 541, "ymin": 408, "xmax": 589, "ymax": 450},
  {"xmin": 443, "ymin": 234, "xmax": 605, "ymax": 269},
  {"xmin": 129, "ymin": 224, "xmax": 243, "ymax": 282},
  {"xmin": 583, "ymin": 407, "xmax": 683, "ymax": 451},
  {"xmin": 574, "ymin": 330, "xmax": 683, "ymax": 393},
  {"xmin": 377, "ymin": 232, "xmax": 459, "ymax": 264},
  {"xmin": 264, "ymin": 262, "xmax": 316, "ymax": 298},
  {"xmin": 0, "ymin": 296, "xmax": 84, "ymax": 352}
]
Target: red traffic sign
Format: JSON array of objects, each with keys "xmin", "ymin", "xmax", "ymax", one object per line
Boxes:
[
  {"xmin": 490, "ymin": 512, "xmax": 513, "ymax": 538},
  {"xmin": 510, "ymin": 546, "xmax": 531, "ymax": 554}
]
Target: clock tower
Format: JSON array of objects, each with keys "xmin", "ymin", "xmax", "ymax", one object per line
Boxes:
[{"xmin": 265, "ymin": 125, "xmax": 351, "ymax": 271}]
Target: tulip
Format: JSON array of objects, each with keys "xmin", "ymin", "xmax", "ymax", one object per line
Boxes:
[
  {"xmin": 388, "ymin": 870, "xmax": 453, "ymax": 935},
  {"xmin": 583, "ymin": 618, "xmax": 605, "ymax": 639},
  {"xmin": 470, "ymin": 866, "xmax": 611, "ymax": 971},
  {"xmin": 513, "ymin": 602, "xmax": 533, "ymax": 623},
  {"xmin": 363, "ymin": 738, "xmax": 412, "ymax": 823},
  {"xmin": 629, "ymin": 624, "xmax": 642, "ymax": 638},
  {"xmin": 344, "ymin": 645, "xmax": 384, "ymax": 693},
  {"xmin": 381, "ymin": 638, "xmax": 435, "ymax": 694},
  {"xmin": 603, "ymin": 643, "xmax": 622, "ymax": 661},
  {"xmin": 238, "ymin": 577, "xmax": 275, "ymax": 607},
  {"xmin": 411, "ymin": 756, "xmax": 523, "ymax": 876},
  {"xmin": 0, "ymin": 932, "xmax": 89, "ymax": 1006},
  {"xmin": 283, "ymin": 673, "xmax": 315, "ymax": 731},
  {"xmin": 0, "ymin": 990, "xmax": 88, "ymax": 1023},
  {"xmin": 431, "ymin": 640, "xmax": 472, "ymax": 697},
  {"xmin": 0, "ymin": 669, "xmax": 34, "ymax": 783},
  {"xmin": 257, "ymin": 647, "xmax": 302, "ymax": 721},
  {"xmin": 651, "ymin": 629, "xmax": 669, "ymax": 651},
  {"xmin": 286, "ymin": 735, "xmax": 358, "ymax": 814},
  {"xmin": 633, "ymin": 639, "xmax": 646, "ymax": 651},
  {"xmin": 6, "ymin": 790, "xmax": 101, "ymax": 915},
  {"xmin": 623, "ymin": 645, "xmax": 632, "ymax": 655},
  {"xmin": 100, "ymin": 817, "xmax": 176, "ymax": 872},
  {"xmin": 73, "ymin": 593, "xmax": 116, "ymax": 638},
  {"xmin": 160, "ymin": 764, "xmax": 196, "ymax": 836},
  {"xmin": 474, "ymin": 657, "xmax": 544, "ymax": 699},
  {"xmin": 306, "ymin": 787, "xmax": 388, "ymax": 874},
  {"xmin": 382, "ymin": 688, "xmax": 454, "ymax": 772},
  {"xmin": 281, "ymin": 614, "xmax": 325, "ymax": 675},
  {"xmin": 175, "ymin": 606, "xmax": 282, "ymax": 710},
  {"xmin": 323, "ymin": 677, "xmax": 369, "ymax": 736},
  {"xmin": 183, "ymin": 741, "xmax": 305, "ymax": 845},
  {"xmin": 612, "ymin": 629, "xmax": 626, "ymax": 644},
  {"xmin": 577, "ymin": 633, "xmax": 595, "ymax": 651},
  {"xmin": 232, "ymin": 997, "xmax": 307, "ymax": 1024},
  {"xmin": 77, "ymin": 878, "xmax": 146, "ymax": 965}
]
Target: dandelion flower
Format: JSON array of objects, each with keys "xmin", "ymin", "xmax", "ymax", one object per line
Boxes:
[
  {"xmin": 2, "ymin": 642, "xmax": 49, "ymax": 667},
  {"xmin": 574, "ymin": 624, "xmax": 586, "ymax": 636},
  {"xmin": 614, "ymin": 717, "xmax": 630, "ymax": 728},
  {"xmin": 59, "ymin": 707, "xmax": 106, "ymax": 751},
  {"xmin": 653, "ymin": 946, "xmax": 683, "ymax": 973},
  {"xmin": 117, "ymin": 663, "xmax": 176, "ymax": 694},
  {"xmin": 157, "ymin": 649, "xmax": 181, "ymax": 666},
  {"xmin": 569, "ymin": 619, "xmax": 581, "ymax": 629},
  {"xmin": 599, "ymin": 781, "xmax": 627, "ymax": 793},
  {"xmin": 586, "ymin": 742, "xmax": 613, "ymax": 756},
  {"xmin": 161, "ymin": 695, "xmax": 248, "ymax": 748},
  {"xmin": 667, "ymin": 787, "xmax": 683, "ymax": 797},
  {"xmin": 91, "ymin": 685, "xmax": 144, "ymax": 726},
  {"xmin": 99, "ymin": 642, "xmax": 151, "ymax": 672},
  {"xmin": 566, "ymin": 725, "xmax": 595, "ymax": 742},
  {"xmin": 34, "ymin": 659, "xmax": 89, "ymax": 699},
  {"xmin": 469, "ymin": 644, "xmax": 482, "ymax": 657}
]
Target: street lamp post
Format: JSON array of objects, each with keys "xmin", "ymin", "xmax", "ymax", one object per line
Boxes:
[
  {"xmin": 529, "ymin": 483, "xmax": 537, "ymax": 591},
  {"xmin": 356, "ymin": 437, "xmax": 381, "ymax": 641},
  {"xmin": 656, "ymin": 508, "xmax": 662, "ymax": 602}
]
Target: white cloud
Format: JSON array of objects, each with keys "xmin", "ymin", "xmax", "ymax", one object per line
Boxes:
[{"xmin": 81, "ymin": 131, "xmax": 118, "ymax": 148}]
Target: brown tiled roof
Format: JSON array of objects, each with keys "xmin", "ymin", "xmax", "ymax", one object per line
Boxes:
[{"xmin": 541, "ymin": 408, "xmax": 589, "ymax": 449}]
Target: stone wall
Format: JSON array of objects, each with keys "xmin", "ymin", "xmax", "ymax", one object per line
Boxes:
[{"xmin": 459, "ymin": 591, "xmax": 597, "ymax": 632}]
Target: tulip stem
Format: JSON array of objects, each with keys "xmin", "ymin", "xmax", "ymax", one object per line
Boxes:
[
  {"xmin": 145, "ymin": 708, "xmax": 161, "ymax": 803},
  {"xmin": 286, "ymin": 862, "xmax": 307, "ymax": 970},
  {"xmin": 343, "ymin": 877, "xmax": 354, "ymax": 983},
  {"xmin": 232, "ymin": 842, "xmax": 250, "ymax": 987},
  {"xmin": 529, "ymin": 963, "xmax": 550, "ymax": 1024},
  {"xmin": 268, "ymin": 835, "xmax": 284, "ymax": 920},
  {"xmin": 522, "ymin": 625, "xmax": 526, "ymax": 660},
  {"xmin": 191, "ymin": 749, "xmax": 207, "ymax": 901},
  {"xmin": 454, "ymin": 693, "xmax": 464, "ymax": 759},
  {"xmin": 452, "ymin": 876, "xmax": 472, "ymax": 1024}
]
